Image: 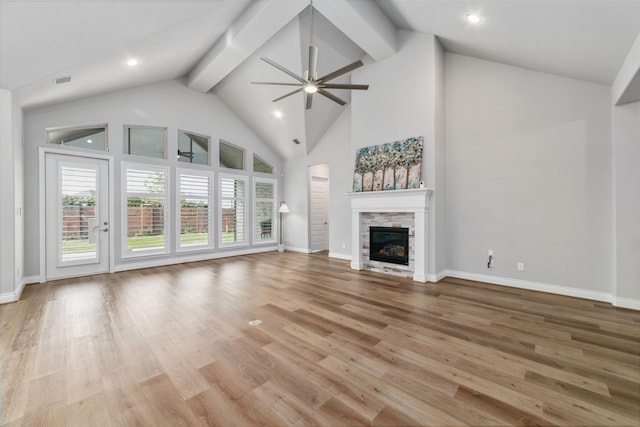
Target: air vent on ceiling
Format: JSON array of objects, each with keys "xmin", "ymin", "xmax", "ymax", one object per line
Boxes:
[
  {"xmin": 293, "ymin": 138, "xmax": 301, "ymax": 145},
  {"xmin": 55, "ymin": 76, "xmax": 72, "ymax": 85}
]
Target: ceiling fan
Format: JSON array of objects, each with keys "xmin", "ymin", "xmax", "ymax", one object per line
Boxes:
[{"xmin": 251, "ymin": 2, "xmax": 368, "ymax": 110}]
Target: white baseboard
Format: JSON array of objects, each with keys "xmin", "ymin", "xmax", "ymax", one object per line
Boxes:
[
  {"xmin": 0, "ymin": 275, "xmax": 30, "ymax": 304},
  {"xmin": 285, "ymin": 246, "xmax": 312, "ymax": 254},
  {"xmin": 115, "ymin": 246, "xmax": 277, "ymax": 273},
  {"xmin": 612, "ymin": 296, "xmax": 640, "ymax": 311},
  {"xmin": 442, "ymin": 270, "xmax": 614, "ymax": 304},
  {"xmin": 328, "ymin": 252, "xmax": 351, "ymax": 261},
  {"xmin": 427, "ymin": 270, "xmax": 449, "ymax": 283}
]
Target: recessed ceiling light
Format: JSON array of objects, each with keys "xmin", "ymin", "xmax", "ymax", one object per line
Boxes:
[
  {"xmin": 273, "ymin": 110, "xmax": 283, "ymax": 119},
  {"xmin": 86, "ymin": 139, "xmax": 93, "ymax": 144},
  {"xmin": 126, "ymin": 58, "xmax": 140, "ymax": 67},
  {"xmin": 466, "ymin": 14, "xmax": 482, "ymax": 24}
]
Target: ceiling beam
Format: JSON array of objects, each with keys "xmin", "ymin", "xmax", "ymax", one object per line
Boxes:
[
  {"xmin": 313, "ymin": 0, "xmax": 396, "ymax": 62},
  {"xmin": 612, "ymin": 31, "xmax": 640, "ymax": 105},
  {"xmin": 188, "ymin": 0, "xmax": 308, "ymax": 93}
]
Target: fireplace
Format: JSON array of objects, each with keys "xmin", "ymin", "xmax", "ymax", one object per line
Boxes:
[
  {"xmin": 348, "ymin": 188, "xmax": 432, "ymax": 282},
  {"xmin": 369, "ymin": 226, "xmax": 409, "ymax": 265}
]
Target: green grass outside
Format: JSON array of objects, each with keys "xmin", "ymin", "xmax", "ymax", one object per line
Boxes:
[{"xmin": 63, "ymin": 231, "xmax": 239, "ymax": 253}]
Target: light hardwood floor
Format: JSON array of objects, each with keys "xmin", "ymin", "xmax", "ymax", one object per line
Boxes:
[{"xmin": 1, "ymin": 252, "xmax": 639, "ymax": 426}]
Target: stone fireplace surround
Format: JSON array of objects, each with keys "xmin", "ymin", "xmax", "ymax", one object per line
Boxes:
[{"xmin": 347, "ymin": 188, "xmax": 433, "ymax": 282}]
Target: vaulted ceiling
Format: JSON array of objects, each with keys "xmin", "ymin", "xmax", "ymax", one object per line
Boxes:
[{"xmin": 1, "ymin": 0, "xmax": 639, "ymax": 160}]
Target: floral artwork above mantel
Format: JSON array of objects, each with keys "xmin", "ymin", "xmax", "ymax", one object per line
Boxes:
[{"xmin": 352, "ymin": 136, "xmax": 423, "ymax": 192}]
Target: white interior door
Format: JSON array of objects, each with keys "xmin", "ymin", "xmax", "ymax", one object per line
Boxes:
[
  {"xmin": 310, "ymin": 175, "xmax": 329, "ymax": 252},
  {"xmin": 45, "ymin": 153, "xmax": 110, "ymax": 280}
]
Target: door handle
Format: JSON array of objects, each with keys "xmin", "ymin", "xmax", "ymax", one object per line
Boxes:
[{"xmin": 102, "ymin": 228, "xmax": 109, "ymax": 232}]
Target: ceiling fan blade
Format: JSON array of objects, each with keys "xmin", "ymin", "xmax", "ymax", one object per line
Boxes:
[
  {"xmin": 308, "ymin": 46, "xmax": 318, "ymax": 80},
  {"xmin": 318, "ymin": 89, "xmax": 346, "ymax": 106},
  {"xmin": 260, "ymin": 57, "xmax": 306, "ymax": 83},
  {"xmin": 251, "ymin": 82, "xmax": 303, "ymax": 86},
  {"xmin": 306, "ymin": 92, "xmax": 313, "ymax": 110},
  {"xmin": 318, "ymin": 60, "xmax": 364, "ymax": 83},
  {"xmin": 272, "ymin": 87, "xmax": 304, "ymax": 103},
  {"xmin": 321, "ymin": 83, "xmax": 369, "ymax": 90}
]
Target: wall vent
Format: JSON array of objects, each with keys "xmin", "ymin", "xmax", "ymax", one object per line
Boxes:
[
  {"xmin": 55, "ymin": 76, "xmax": 72, "ymax": 85},
  {"xmin": 293, "ymin": 138, "xmax": 301, "ymax": 145}
]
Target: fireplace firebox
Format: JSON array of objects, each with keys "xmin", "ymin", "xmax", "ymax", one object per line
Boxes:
[{"xmin": 369, "ymin": 226, "xmax": 409, "ymax": 265}]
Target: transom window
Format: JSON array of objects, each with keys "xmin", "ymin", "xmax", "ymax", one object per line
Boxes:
[
  {"xmin": 124, "ymin": 125, "xmax": 167, "ymax": 159},
  {"xmin": 47, "ymin": 125, "xmax": 108, "ymax": 151},
  {"xmin": 253, "ymin": 154, "xmax": 274, "ymax": 174},
  {"xmin": 219, "ymin": 140, "xmax": 244, "ymax": 170},
  {"xmin": 178, "ymin": 130, "xmax": 210, "ymax": 165}
]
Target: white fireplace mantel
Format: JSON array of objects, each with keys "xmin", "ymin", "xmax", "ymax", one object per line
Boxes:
[{"xmin": 347, "ymin": 188, "xmax": 433, "ymax": 282}]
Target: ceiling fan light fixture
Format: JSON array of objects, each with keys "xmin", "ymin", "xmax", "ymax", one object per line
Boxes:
[{"xmin": 304, "ymin": 83, "xmax": 318, "ymax": 94}]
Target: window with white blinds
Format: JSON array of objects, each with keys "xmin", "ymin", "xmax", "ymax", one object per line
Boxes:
[
  {"xmin": 60, "ymin": 165, "xmax": 98, "ymax": 262},
  {"xmin": 219, "ymin": 174, "xmax": 247, "ymax": 246},
  {"xmin": 122, "ymin": 163, "xmax": 169, "ymax": 256},
  {"xmin": 177, "ymin": 170, "xmax": 212, "ymax": 250},
  {"xmin": 254, "ymin": 178, "xmax": 276, "ymax": 243}
]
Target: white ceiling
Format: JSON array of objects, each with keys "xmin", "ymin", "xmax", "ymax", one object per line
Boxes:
[{"xmin": 2, "ymin": 0, "xmax": 639, "ymax": 160}]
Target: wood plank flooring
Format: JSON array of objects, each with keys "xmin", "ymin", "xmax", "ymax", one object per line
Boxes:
[{"xmin": 1, "ymin": 252, "xmax": 639, "ymax": 426}]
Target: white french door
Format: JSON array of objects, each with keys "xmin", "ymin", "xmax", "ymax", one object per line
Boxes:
[{"xmin": 45, "ymin": 153, "xmax": 110, "ymax": 280}]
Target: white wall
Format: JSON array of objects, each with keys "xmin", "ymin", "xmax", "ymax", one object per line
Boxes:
[
  {"xmin": 282, "ymin": 152, "xmax": 310, "ymax": 252},
  {"xmin": 351, "ymin": 30, "xmax": 442, "ymax": 278},
  {"xmin": 0, "ymin": 89, "xmax": 15, "ymax": 297},
  {"xmin": 0, "ymin": 89, "xmax": 23, "ymax": 303},
  {"xmin": 308, "ymin": 107, "xmax": 352, "ymax": 258},
  {"xmin": 445, "ymin": 53, "xmax": 613, "ymax": 298},
  {"xmin": 432, "ymin": 38, "xmax": 446, "ymax": 277},
  {"xmin": 23, "ymin": 79, "xmax": 282, "ymax": 276},
  {"xmin": 613, "ymin": 101, "xmax": 640, "ymax": 307},
  {"xmin": 13, "ymin": 95, "xmax": 25, "ymax": 292}
]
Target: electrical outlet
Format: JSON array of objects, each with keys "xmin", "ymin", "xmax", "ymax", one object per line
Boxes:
[
  {"xmin": 517, "ymin": 262, "xmax": 524, "ymax": 271},
  {"xmin": 342, "ymin": 242, "xmax": 346, "ymax": 249}
]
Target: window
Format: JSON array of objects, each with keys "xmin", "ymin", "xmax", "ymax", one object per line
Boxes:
[
  {"xmin": 219, "ymin": 174, "xmax": 247, "ymax": 245},
  {"xmin": 122, "ymin": 163, "xmax": 169, "ymax": 256},
  {"xmin": 254, "ymin": 178, "xmax": 276, "ymax": 243},
  {"xmin": 47, "ymin": 125, "xmax": 108, "ymax": 151},
  {"xmin": 219, "ymin": 140, "xmax": 244, "ymax": 170},
  {"xmin": 253, "ymin": 154, "xmax": 274, "ymax": 174},
  {"xmin": 178, "ymin": 130, "xmax": 210, "ymax": 165},
  {"xmin": 124, "ymin": 125, "xmax": 167, "ymax": 159},
  {"xmin": 177, "ymin": 170, "xmax": 212, "ymax": 250}
]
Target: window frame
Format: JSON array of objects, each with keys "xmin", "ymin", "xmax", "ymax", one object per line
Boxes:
[
  {"xmin": 177, "ymin": 129, "xmax": 211, "ymax": 166},
  {"xmin": 46, "ymin": 124, "xmax": 109, "ymax": 152},
  {"xmin": 218, "ymin": 173, "xmax": 249, "ymax": 248},
  {"xmin": 121, "ymin": 162, "xmax": 170, "ymax": 258},
  {"xmin": 253, "ymin": 177, "xmax": 277, "ymax": 245},
  {"xmin": 219, "ymin": 140, "xmax": 245, "ymax": 171},
  {"xmin": 175, "ymin": 168, "xmax": 214, "ymax": 252},
  {"xmin": 123, "ymin": 124, "xmax": 168, "ymax": 160}
]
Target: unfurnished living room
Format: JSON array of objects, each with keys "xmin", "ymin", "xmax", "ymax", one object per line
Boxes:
[{"xmin": 1, "ymin": 1, "xmax": 639, "ymax": 426}]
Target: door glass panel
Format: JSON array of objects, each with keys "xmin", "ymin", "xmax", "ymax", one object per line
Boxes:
[{"xmin": 60, "ymin": 166, "xmax": 97, "ymax": 262}]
